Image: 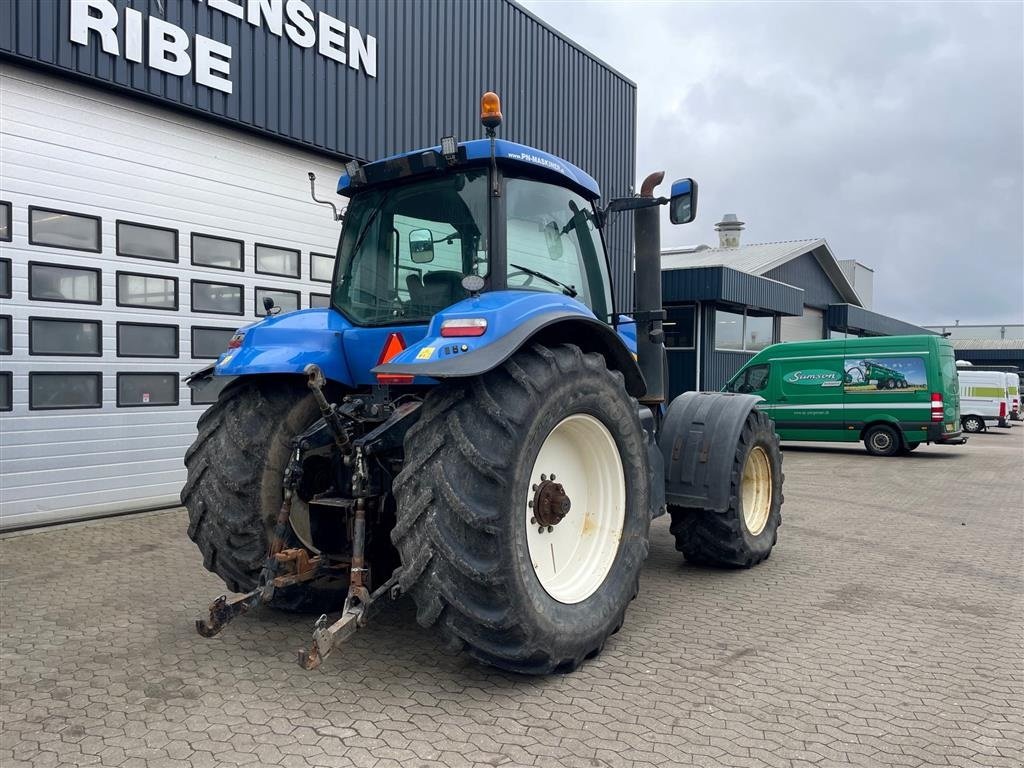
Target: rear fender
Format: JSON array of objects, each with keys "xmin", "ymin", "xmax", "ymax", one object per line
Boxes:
[
  {"xmin": 658, "ymin": 391, "xmax": 762, "ymax": 512},
  {"xmin": 373, "ymin": 291, "xmax": 645, "ymax": 397},
  {"xmin": 210, "ymin": 308, "xmax": 354, "ymax": 387}
]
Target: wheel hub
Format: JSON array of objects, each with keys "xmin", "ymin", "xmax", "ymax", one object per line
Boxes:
[{"xmin": 532, "ymin": 475, "xmax": 572, "ymax": 530}]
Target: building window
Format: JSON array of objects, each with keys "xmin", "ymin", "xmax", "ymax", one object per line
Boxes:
[
  {"xmin": 117, "ymin": 322, "xmax": 179, "ymax": 358},
  {"xmin": 28, "ymin": 206, "xmax": 101, "ymax": 252},
  {"xmin": 29, "ymin": 318, "xmax": 102, "ymax": 356},
  {"xmin": 0, "ymin": 372, "xmax": 10, "ymax": 411},
  {"xmin": 310, "ymin": 252, "xmax": 335, "ymax": 283},
  {"xmin": 745, "ymin": 314, "xmax": 773, "ymax": 351},
  {"xmin": 116, "ymin": 221, "xmax": 178, "ymax": 263},
  {"xmin": 663, "ymin": 305, "xmax": 695, "ymax": 349},
  {"xmin": 191, "ymin": 280, "xmax": 243, "ymax": 315},
  {"xmin": 309, "ymin": 293, "xmax": 331, "ymax": 308},
  {"xmin": 0, "ymin": 201, "xmax": 11, "ymax": 242},
  {"xmin": 29, "ymin": 372, "xmax": 102, "ymax": 410},
  {"xmin": 116, "ymin": 271, "xmax": 179, "ymax": 310},
  {"xmin": 255, "ymin": 287, "xmax": 300, "ymax": 316},
  {"xmin": 191, "ymin": 326, "xmax": 236, "ymax": 359},
  {"xmin": 715, "ymin": 308, "xmax": 775, "ymax": 352},
  {"xmin": 0, "ymin": 315, "xmax": 11, "ymax": 354},
  {"xmin": 192, "ymin": 233, "xmax": 244, "ymax": 271},
  {"xmin": 191, "ymin": 377, "xmax": 229, "ymax": 406},
  {"xmin": 117, "ymin": 372, "xmax": 179, "ymax": 407},
  {"xmin": 0, "ymin": 258, "xmax": 10, "ymax": 299},
  {"xmin": 255, "ymin": 243, "xmax": 300, "ymax": 278},
  {"xmin": 28, "ymin": 262, "xmax": 101, "ymax": 304}
]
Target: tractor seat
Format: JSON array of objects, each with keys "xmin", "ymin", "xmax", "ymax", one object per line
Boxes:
[{"xmin": 406, "ymin": 271, "xmax": 466, "ymax": 311}]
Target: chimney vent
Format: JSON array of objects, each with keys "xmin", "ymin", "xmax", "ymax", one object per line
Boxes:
[{"xmin": 715, "ymin": 213, "xmax": 744, "ymax": 248}]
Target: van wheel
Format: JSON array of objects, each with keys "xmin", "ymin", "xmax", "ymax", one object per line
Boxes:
[
  {"xmin": 961, "ymin": 415, "xmax": 985, "ymax": 433},
  {"xmin": 864, "ymin": 424, "xmax": 900, "ymax": 456}
]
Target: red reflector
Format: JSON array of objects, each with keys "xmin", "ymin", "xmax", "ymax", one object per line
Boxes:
[
  {"xmin": 227, "ymin": 333, "xmax": 244, "ymax": 349},
  {"xmin": 376, "ymin": 333, "xmax": 413, "ymax": 385},
  {"xmin": 377, "ymin": 332, "xmax": 406, "ymax": 365},
  {"xmin": 440, "ymin": 318, "xmax": 487, "ymax": 337}
]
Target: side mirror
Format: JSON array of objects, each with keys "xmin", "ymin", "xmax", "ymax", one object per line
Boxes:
[
  {"xmin": 543, "ymin": 221, "xmax": 563, "ymax": 260},
  {"xmin": 262, "ymin": 295, "xmax": 281, "ymax": 316},
  {"xmin": 409, "ymin": 229, "xmax": 435, "ymax": 263},
  {"xmin": 669, "ymin": 178, "xmax": 698, "ymax": 225}
]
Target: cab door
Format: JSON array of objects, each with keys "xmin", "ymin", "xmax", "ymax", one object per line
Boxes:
[{"xmin": 773, "ymin": 353, "xmax": 848, "ymax": 441}]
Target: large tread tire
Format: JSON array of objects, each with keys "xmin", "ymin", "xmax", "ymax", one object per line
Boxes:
[
  {"xmin": 668, "ymin": 409, "xmax": 783, "ymax": 568},
  {"xmin": 181, "ymin": 377, "xmax": 343, "ymax": 612},
  {"xmin": 392, "ymin": 343, "xmax": 651, "ymax": 674}
]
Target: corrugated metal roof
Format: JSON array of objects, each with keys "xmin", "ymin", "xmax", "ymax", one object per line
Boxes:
[
  {"xmin": 662, "ymin": 239, "xmax": 823, "ymax": 273},
  {"xmin": 951, "ymin": 339, "xmax": 1024, "ymax": 350},
  {"xmin": 662, "ymin": 238, "xmax": 861, "ymax": 306}
]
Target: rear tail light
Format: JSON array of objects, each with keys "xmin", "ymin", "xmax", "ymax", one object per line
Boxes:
[
  {"xmin": 930, "ymin": 392, "xmax": 944, "ymax": 422},
  {"xmin": 440, "ymin": 318, "xmax": 487, "ymax": 337},
  {"xmin": 227, "ymin": 332, "xmax": 245, "ymax": 350},
  {"xmin": 999, "ymin": 401, "xmax": 1007, "ymax": 418}
]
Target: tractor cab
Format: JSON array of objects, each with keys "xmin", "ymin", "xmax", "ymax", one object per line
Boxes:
[{"xmin": 331, "ymin": 137, "xmax": 613, "ymax": 329}]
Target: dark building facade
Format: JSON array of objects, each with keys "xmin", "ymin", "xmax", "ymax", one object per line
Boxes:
[{"xmin": 660, "ymin": 232, "xmax": 936, "ymax": 398}]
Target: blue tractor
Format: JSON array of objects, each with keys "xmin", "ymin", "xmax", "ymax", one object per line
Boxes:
[{"xmin": 187, "ymin": 93, "xmax": 783, "ymax": 674}]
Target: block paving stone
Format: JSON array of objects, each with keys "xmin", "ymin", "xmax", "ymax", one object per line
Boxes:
[{"xmin": 2, "ymin": 428, "xmax": 1022, "ymax": 767}]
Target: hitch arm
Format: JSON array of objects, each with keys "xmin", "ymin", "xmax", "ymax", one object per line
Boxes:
[{"xmin": 296, "ymin": 571, "xmax": 400, "ymax": 670}]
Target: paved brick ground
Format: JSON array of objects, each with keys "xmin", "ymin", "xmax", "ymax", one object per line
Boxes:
[{"xmin": 2, "ymin": 429, "xmax": 1022, "ymax": 768}]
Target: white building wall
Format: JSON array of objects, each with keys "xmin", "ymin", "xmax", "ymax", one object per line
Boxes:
[
  {"xmin": 780, "ymin": 306, "xmax": 825, "ymax": 341},
  {"xmin": 0, "ymin": 65, "xmax": 346, "ymax": 529}
]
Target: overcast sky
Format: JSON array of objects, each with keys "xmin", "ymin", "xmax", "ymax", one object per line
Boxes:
[{"xmin": 521, "ymin": 0, "xmax": 1024, "ymax": 325}]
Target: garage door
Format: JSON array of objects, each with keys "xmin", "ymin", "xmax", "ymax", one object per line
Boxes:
[
  {"xmin": 0, "ymin": 65, "xmax": 346, "ymax": 529},
  {"xmin": 780, "ymin": 306, "xmax": 824, "ymax": 341}
]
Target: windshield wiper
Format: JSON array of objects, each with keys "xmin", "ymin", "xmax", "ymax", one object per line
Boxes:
[{"xmin": 510, "ymin": 263, "xmax": 577, "ymax": 298}]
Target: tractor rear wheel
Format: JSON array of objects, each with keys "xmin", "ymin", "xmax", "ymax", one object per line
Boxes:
[
  {"xmin": 392, "ymin": 343, "xmax": 651, "ymax": 674},
  {"xmin": 181, "ymin": 377, "xmax": 343, "ymax": 611},
  {"xmin": 668, "ymin": 409, "xmax": 783, "ymax": 567}
]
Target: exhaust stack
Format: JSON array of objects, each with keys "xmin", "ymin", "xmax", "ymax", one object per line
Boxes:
[{"xmin": 634, "ymin": 171, "xmax": 666, "ymax": 406}]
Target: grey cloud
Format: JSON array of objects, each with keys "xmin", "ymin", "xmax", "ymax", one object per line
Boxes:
[{"xmin": 522, "ymin": 0, "xmax": 1023, "ymax": 324}]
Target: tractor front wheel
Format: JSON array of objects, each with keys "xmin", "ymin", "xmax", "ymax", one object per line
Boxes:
[
  {"xmin": 668, "ymin": 409, "xmax": 783, "ymax": 567},
  {"xmin": 392, "ymin": 344, "xmax": 651, "ymax": 674}
]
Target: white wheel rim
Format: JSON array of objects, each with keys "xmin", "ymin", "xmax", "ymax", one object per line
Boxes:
[
  {"xmin": 741, "ymin": 446, "xmax": 772, "ymax": 536},
  {"xmin": 525, "ymin": 414, "xmax": 625, "ymax": 604}
]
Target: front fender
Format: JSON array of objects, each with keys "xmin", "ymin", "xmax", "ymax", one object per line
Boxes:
[
  {"xmin": 658, "ymin": 391, "xmax": 762, "ymax": 512},
  {"xmin": 372, "ymin": 291, "xmax": 644, "ymax": 396},
  {"xmin": 213, "ymin": 308, "xmax": 354, "ymax": 387}
]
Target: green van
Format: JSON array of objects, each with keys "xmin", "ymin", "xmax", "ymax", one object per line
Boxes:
[{"xmin": 724, "ymin": 335, "xmax": 965, "ymax": 456}]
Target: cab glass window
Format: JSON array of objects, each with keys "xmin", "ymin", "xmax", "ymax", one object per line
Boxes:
[
  {"xmin": 334, "ymin": 170, "xmax": 489, "ymax": 325},
  {"xmin": 504, "ymin": 178, "xmax": 611, "ymax": 320}
]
